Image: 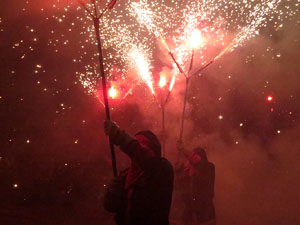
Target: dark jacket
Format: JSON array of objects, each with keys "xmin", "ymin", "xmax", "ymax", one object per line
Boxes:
[
  {"xmin": 176, "ymin": 152, "xmax": 215, "ymax": 223},
  {"xmin": 191, "ymin": 160, "xmax": 215, "ymax": 223},
  {"xmin": 104, "ymin": 137, "xmax": 174, "ymax": 225}
]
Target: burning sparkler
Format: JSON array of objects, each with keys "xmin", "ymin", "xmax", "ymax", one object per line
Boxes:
[
  {"xmin": 159, "ymin": 29, "xmax": 206, "ymax": 159},
  {"xmin": 156, "ymin": 70, "xmax": 177, "ymax": 157},
  {"xmin": 69, "ymin": 0, "xmax": 298, "ymax": 162},
  {"xmin": 74, "ymin": 0, "xmax": 298, "ymax": 96},
  {"xmin": 128, "ymin": 47, "xmax": 155, "ymax": 94}
]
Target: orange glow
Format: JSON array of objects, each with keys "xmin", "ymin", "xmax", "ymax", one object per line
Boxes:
[
  {"xmin": 108, "ymin": 85, "xmax": 118, "ymax": 99},
  {"xmin": 159, "ymin": 76, "xmax": 167, "ymax": 88},
  {"xmin": 187, "ymin": 29, "xmax": 204, "ymax": 49}
]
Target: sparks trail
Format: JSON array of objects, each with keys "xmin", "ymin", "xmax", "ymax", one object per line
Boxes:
[
  {"xmin": 52, "ymin": 0, "xmax": 298, "ymax": 95},
  {"xmin": 61, "ymin": 0, "xmax": 297, "ymax": 161},
  {"xmin": 128, "ymin": 47, "xmax": 154, "ymax": 94},
  {"xmin": 129, "ymin": 0, "xmax": 297, "ymax": 75}
]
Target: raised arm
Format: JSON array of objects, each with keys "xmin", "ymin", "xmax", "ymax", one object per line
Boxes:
[
  {"xmin": 104, "ymin": 120, "xmax": 154, "ymax": 168},
  {"xmin": 177, "ymin": 141, "xmax": 201, "ymax": 165}
]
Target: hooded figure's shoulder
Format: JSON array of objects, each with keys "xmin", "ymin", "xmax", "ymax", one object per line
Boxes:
[
  {"xmin": 161, "ymin": 157, "xmax": 174, "ymax": 170},
  {"xmin": 207, "ymin": 162, "xmax": 215, "ymax": 176},
  {"xmin": 208, "ymin": 161, "xmax": 215, "ymax": 169},
  {"xmin": 158, "ymin": 157, "xmax": 174, "ymax": 177}
]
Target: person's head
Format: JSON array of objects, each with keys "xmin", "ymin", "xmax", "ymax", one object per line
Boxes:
[
  {"xmin": 193, "ymin": 147, "xmax": 207, "ymax": 161},
  {"xmin": 135, "ymin": 130, "xmax": 161, "ymax": 157}
]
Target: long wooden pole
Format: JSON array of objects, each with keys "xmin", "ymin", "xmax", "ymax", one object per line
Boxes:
[
  {"xmin": 176, "ymin": 77, "xmax": 190, "ymax": 163},
  {"xmin": 93, "ymin": 17, "xmax": 117, "ymax": 177},
  {"xmin": 161, "ymin": 105, "xmax": 166, "ymax": 157},
  {"xmin": 179, "ymin": 77, "xmax": 190, "ymax": 141}
]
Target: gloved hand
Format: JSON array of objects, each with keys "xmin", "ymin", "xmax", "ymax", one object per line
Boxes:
[
  {"xmin": 104, "ymin": 120, "xmax": 119, "ymax": 136},
  {"xmin": 104, "ymin": 120, "xmax": 134, "ymax": 147},
  {"xmin": 104, "ymin": 120, "xmax": 121, "ymax": 144}
]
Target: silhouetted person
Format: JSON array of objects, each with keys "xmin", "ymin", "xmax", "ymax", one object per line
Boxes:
[
  {"xmin": 103, "ymin": 120, "xmax": 174, "ymax": 225},
  {"xmin": 176, "ymin": 141, "xmax": 215, "ymax": 225}
]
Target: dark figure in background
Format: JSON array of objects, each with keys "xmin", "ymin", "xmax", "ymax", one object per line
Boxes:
[
  {"xmin": 176, "ymin": 142, "xmax": 216, "ymax": 225},
  {"xmin": 103, "ymin": 120, "xmax": 174, "ymax": 225}
]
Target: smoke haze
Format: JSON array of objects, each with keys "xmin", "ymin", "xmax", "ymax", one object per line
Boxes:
[{"xmin": 1, "ymin": 1, "xmax": 300, "ymax": 224}]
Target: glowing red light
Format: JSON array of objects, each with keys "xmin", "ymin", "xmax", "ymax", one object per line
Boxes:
[
  {"xmin": 108, "ymin": 86, "xmax": 118, "ymax": 99},
  {"xmin": 267, "ymin": 95, "xmax": 273, "ymax": 102}
]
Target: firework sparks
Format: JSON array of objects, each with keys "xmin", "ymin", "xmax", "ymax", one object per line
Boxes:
[
  {"xmin": 47, "ymin": 0, "xmax": 298, "ymax": 97},
  {"xmin": 128, "ymin": 47, "xmax": 154, "ymax": 94},
  {"xmin": 129, "ymin": 0, "xmax": 298, "ymax": 73}
]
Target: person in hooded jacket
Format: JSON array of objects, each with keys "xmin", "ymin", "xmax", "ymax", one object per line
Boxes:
[
  {"xmin": 175, "ymin": 141, "xmax": 216, "ymax": 225},
  {"xmin": 103, "ymin": 120, "xmax": 174, "ymax": 225}
]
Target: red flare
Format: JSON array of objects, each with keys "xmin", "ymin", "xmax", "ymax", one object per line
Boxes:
[
  {"xmin": 267, "ymin": 95, "xmax": 273, "ymax": 102},
  {"xmin": 108, "ymin": 85, "xmax": 118, "ymax": 99}
]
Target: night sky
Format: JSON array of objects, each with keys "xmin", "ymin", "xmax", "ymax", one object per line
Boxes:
[{"xmin": 0, "ymin": 0, "xmax": 300, "ymax": 224}]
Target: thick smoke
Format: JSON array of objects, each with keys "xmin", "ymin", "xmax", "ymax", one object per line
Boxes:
[{"xmin": 125, "ymin": 18, "xmax": 300, "ymax": 225}]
